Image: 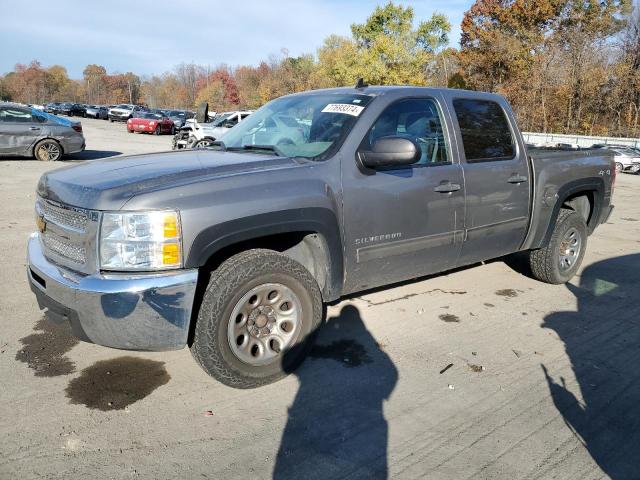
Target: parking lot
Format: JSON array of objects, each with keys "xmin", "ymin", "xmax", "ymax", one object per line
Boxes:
[{"xmin": 1, "ymin": 117, "xmax": 639, "ymax": 479}]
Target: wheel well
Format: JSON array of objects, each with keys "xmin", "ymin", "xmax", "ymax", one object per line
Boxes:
[
  {"xmin": 562, "ymin": 191, "xmax": 595, "ymax": 227},
  {"xmin": 199, "ymin": 231, "xmax": 331, "ymax": 298}
]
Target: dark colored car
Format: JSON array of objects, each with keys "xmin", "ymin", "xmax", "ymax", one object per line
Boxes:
[
  {"xmin": 164, "ymin": 110, "xmax": 192, "ymax": 128},
  {"xmin": 27, "ymin": 86, "xmax": 615, "ymax": 389},
  {"xmin": 44, "ymin": 102, "xmax": 62, "ymax": 114}
]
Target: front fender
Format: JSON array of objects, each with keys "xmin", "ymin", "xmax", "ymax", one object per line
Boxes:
[{"xmin": 185, "ymin": 207, "xmax": 344, "ymax": 301}]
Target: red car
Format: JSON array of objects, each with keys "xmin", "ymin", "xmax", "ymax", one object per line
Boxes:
[{"xmin": 127, "ymin": 112, "xmax": 175, "ymax": 135}]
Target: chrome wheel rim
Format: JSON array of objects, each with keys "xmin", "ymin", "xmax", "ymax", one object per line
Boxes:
[
  {"xmin": 37, "ymin": 142, "xmax": 60, "ymax": 161},
  {"xmin": 195, "ymin": 140, "xmax": 212, "ymax": 149},
  {"xmin": 559, "ymin": 227, "xmax": 581, "ymax": 271},
  {"xmin": 227, "ymin": 283, "xmax": 302, "ymax": 366}
]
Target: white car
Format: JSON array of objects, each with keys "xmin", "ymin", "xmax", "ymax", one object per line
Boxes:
[
  {"xmin": 108, "ymin": 104, "xmax": 144, "ymax": 122},
  {"xmin": 604, "ymin": 147, "xmax": 640, "ymax": 173},
  {"xmin": 174, "ymin": 110, "xmax": 253, "ymax": 149}
]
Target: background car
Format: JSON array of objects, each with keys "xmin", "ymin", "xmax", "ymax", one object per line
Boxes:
[
  {"xmin": 85, "ymin": 105, "xmax": 109, "ymax": 119},
  {"xmin": 44, "ymin": 102, "xmax": 62, "ymax": 114},
  {"xmin": 127, "ymin": 111, "xmax": 175, "ymax": 135},
  {"xmin": 108, "ymin": 104, "xmax": 144, "ymax": 122},
  {"xmin": 0, "ymin": 102, "xmax": 85, "ymax": 161},
  {"xmin": 602, "ymin": 146, "xmax": 640, "ymax": 172},
  {"xmin": 163, "ymin": 109, "xmax": 193, "ymax": 128}
]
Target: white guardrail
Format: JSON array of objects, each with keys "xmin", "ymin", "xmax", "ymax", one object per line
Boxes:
[{"xmin": 523, "ymin": 132, "xmax": 640, "ymax": 149}]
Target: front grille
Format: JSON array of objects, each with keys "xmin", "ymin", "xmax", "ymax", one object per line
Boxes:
[
  {"xmin": 37, "ymin": 199, "xmax": 88, "ymax": 232},
  {"xmin": 42, "ymin": 231, "xmax": 86, "ymax": 264},
  {"xmin": 36, "ymin": 197, "xmax": 98, "ymax": 273}
]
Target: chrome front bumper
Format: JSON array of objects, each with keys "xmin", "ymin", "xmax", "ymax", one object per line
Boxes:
[{"xmin": 27, "ymin": 233, "xmax": 199, "ymax": 351}]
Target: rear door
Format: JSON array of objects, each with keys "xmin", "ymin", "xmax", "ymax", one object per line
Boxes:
[
  {"xmin": 0, "ymin": 106, "xmax": 44, "ymax": 155},
  {"xmin": 446, "ymin": 94, "xmax": 530, "ymax": 265}
]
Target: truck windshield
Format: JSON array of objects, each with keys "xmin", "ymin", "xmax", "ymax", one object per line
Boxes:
[{"xmin": 220, "ymin": 93, "xmax": 373, "ymax": 160}]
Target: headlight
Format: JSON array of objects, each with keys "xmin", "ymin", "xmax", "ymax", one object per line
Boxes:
[{"xmin": 99, "ymin": 210, "xmax": 182, "ymax": 271}]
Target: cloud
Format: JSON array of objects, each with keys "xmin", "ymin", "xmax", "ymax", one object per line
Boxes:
[{"xmin": 0, "ymin": 0, "xmax": 472, "ymax": 77}]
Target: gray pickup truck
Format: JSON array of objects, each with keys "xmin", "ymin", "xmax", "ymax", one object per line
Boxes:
[{"xmin": 27, "ymin": 86, "xmax": 615, "ymax": 388}]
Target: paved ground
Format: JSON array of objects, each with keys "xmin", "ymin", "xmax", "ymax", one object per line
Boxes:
[{"xmin": 1, "ymin": 118, "xmax": 639, "ymax": 479}]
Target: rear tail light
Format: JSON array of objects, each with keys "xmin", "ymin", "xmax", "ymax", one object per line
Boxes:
[{"xmin": 72, "ymin": 124, "xmax": 82, "ymax": 133}]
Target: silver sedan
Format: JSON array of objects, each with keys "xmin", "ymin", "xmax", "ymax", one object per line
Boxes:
[{"xmin": 0, "ymin": 103, "xmax": 85, "ymax": 161}]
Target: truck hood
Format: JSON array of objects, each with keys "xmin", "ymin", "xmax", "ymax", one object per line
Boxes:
[{"xmin": 37, "ymin": 150, "xmax": 303, "ymax": 210}]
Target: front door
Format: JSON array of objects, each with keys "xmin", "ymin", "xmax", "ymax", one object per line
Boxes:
[
  {"xmin": 341, "ymin": 96, "xmax": 465, "ymax": 293},
  {"xmin": 0, "ymin": 106, "xmax": 43, "ymax": 155}
]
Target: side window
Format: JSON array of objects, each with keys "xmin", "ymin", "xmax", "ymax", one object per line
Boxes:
[
  {"xmin": 0, "ymin": 107, "xmax": 33, "ymax": 123},
  {"xmin": 364, "ymin": 98, "xmax": 450, "ymax": 166},
  {"xmin": 453, "ymin": 99, "xmax": 515, "ymax": 162}
]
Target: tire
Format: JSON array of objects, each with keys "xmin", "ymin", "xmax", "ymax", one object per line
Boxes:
[
  {"xmin": 128, "ymin": 128, "xmax": 134, "ymax": 133},
  {"xmin": 33, "ymin": 139, "xmax": 62, "ymax": 161},
  {"xmin": 527, "ymin": 209, "xmax": 587, "ymax": 284},
  {"xmin": 193, "ymin": 138, "xmax": 214, "ymax": 149},
  {"xmin": 110, "ymin": 119, "xmax": 114, "ymax": 123},
  {"xmin": 615, "ymin": 162, "xmax": 623, "ymax": 173},
  {"xmin": 154, "ymin": 125, "xmax": 161, "ymax": 136},
  {"xmin": 190, "ymin": 249, "xmax": 323, "ymax": 389},
  {"xmin": 171, "ymin": 125, "xmax": 176, "ymax": 135}
]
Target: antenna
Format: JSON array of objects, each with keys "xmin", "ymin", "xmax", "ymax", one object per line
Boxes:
[{"xmin": 355, "ymin": 78, "xmax": 368, "ymax": 89}]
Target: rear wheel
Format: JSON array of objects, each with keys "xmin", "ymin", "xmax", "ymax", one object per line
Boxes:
[
  {"xmin": 527, "ymin": 209, "xmax": 587, "ymax": 284},
  {"xmin": 190, "ymin": 249, "xmax": 323, "ymax": 388},
  {"xmin": 615, "ymin": 162, "xmax": 623, "ymax": 173},
  {"xmin": 33, "ymin": 139, "xmax": 62, "ymax": 161}
]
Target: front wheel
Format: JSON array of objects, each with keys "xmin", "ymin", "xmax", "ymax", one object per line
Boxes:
[
  {"xmin": 527, "ymin": 209, "xmax": 587, "ymax": 284},
  {"xmin": 154, "ymin": 125, "xmax": 161, "ymax": 135},
  {"xmin": 190, "ymin": 249, "xmax": 323, "ymax": 388},
  {"xmin": 193, "ymin": 138, "xmax": 215, "ymax": 149},
  {"xmin": 615, "ymin": 162, "xmax": 623, "ymax": 173}
]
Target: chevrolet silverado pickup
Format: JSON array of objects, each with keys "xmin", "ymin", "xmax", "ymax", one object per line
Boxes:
[{"xmin": 27, "ymin": 85, "xmax": 615, "ymax": 388}]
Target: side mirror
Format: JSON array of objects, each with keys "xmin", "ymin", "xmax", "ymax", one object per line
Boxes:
[{"xmin": 359, "ymin": 136, "xmax": 421, "ymax": 169}]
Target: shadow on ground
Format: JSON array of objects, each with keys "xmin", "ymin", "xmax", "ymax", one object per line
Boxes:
[
  {"xmin": 15, "ymin": 314, "xmax": 78, "ymax": 377},
  {"xmin": 65, "ymin": 356, "xmax": 170, "ymax": 411},
  {"xmin": 66, "ymin": 150, "xmax": 122, "ymax": 161},
  {"xmin": 274, "ymin": 305, "xmax": 398, "ymax": 480},
  {"xmin": 542, "ymin": 253, "xmax": 640, "ymax": 479}
]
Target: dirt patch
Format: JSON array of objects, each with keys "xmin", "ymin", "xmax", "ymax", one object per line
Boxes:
[
  {"xmin": 15, "ymin": 316, "xmax": 79, "ymax": 377},
  {"xmin": 65, "ymin": 356, "xmax": 170, "ymax": 411},
  {"xmin": 309, "ymin": 340, "xmax": 372, "ymax": 368},
  {"xmin": 439, "ymin": 313, "xmax": 461, "ymax": 323},
  {"xmin": 468, "ymin": 363, "xmax": 485, "ymax": 373},
  {"xmin": 484, "ymin": 303, "xmax": 495, "ymax": 308},
  {"xmin": 495, "ymin": 289, "xmax": 518, "ymax": 298},
  {"xmin": 621, "ymin": 218, "xmax": 638, "ymax": 222}
]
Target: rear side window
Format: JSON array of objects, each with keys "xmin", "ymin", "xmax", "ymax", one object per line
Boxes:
[{"xmin": 453, "ymin": 99, "xmax": 515, "ymax": 162}]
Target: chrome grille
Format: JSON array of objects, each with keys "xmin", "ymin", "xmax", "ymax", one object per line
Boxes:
[
  {"xmin": 37, "ymin": 199, "xmax": 88, "ymax": 232},
  {"xmin": 36, "ymin": 197, "xmax": 98, "ymax": 274},
  {"xmin": 42, "ymin": 231, "xmax": 86, "ymax": 264}
]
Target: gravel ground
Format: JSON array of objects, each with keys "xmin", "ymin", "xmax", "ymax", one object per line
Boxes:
[{"xmin": 1, "ymin": 118, "xmax": 639, "ymax": 479}]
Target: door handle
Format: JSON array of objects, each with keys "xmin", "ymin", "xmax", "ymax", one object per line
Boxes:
[
  {"xmin": 29, "ymin": 126, "xmax": 41, "ymax": 131},
  {"xmin": 508, "ymin": 174, "xmax": 528, "ymax": 184},
  {"xmin": 434, "ymin": 182, "xmax": 461, "ymax": 193}
]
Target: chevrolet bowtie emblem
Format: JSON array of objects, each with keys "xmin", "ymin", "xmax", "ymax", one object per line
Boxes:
[{"xmin": 36, "ymin": 214, "xmax": 47, "ymax": 233}]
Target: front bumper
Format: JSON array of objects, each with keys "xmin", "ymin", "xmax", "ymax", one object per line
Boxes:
[{"xmin": 27, "ymin": 233, "xmax": 198, "ymax": 351}]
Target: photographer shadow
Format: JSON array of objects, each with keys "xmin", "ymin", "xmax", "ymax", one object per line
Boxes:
[
  {"xmin": 542, "ymin": 254, "xmax": 640, "ymax": 479},
  {"xmin": 274, "ymin": 304, "xmax": 398, "ymax": 480}
]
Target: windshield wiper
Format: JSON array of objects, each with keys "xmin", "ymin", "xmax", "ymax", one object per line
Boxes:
[{"xmin": 227, "ymin": 144, "xmax": 284, "ymax": 156}]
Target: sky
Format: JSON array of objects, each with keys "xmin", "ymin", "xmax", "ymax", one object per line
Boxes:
[{"xmin": 0, "ymin": 0, "xmax": 473, "ymax": 79}]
